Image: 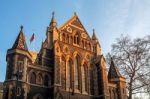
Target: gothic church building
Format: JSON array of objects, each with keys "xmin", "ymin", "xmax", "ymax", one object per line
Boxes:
[{"xmin": 3, "ymin": 13, "xmax": 127, "ymax": 99}]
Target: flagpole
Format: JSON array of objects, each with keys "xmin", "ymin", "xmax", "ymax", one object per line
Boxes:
[
  {"xmin": 30, "ymin": 33, "xmax": 35, "ymax": 51},
  {"xmin": 33, "ymin": 38, "xmax": 35, "ymax": 51}
]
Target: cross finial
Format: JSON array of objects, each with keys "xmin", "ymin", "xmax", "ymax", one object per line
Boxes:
[
  {"xmin": 52, "ymin": 11, "xmax": 55, "ymax": 17},
  {"xmin": 20, "ymin": 25, "xmax": 23, "ymax": 32},
  {"xmin": 74, "ymin": 12, "xmax": 77, "ymax": 16}
]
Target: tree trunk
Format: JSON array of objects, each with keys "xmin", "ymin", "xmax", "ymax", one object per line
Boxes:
[{"xmin": 128, "ymin": 78, "xmax": 133, "ymax": 99}]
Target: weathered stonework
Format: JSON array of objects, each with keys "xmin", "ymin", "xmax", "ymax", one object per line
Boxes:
[{"xmin": 3, "ymin": 13, "xmax": 128, "ymax": 99}]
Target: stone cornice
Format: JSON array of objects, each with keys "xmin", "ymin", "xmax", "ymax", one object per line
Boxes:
[
  {"xmin": 28, "ymin": 64, "xmax": 52, "ymax": 72},
  {"xmin": 7, "ymin": 49, "xmax": 32, "ymax": 61}
]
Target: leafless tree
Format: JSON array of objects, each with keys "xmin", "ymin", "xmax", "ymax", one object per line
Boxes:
[{"xmin": 106, "ymin": 35, "xmax": 150, "ymax": 99}]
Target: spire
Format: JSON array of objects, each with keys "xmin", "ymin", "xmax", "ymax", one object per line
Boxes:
[
  {"xmin": 49, "ymin": 11, "xmax": 57, "ymax": 27},
  {"xmin": 92, "ymin": 29, "xmax": 97, "ymax": 40},
  {"xmin": 12, "ymin": 25, "xmax": 28, "ymax": 50},
  {"xmin": 108, "ymin": 57, "xmax": 122, "ymax": 79}
]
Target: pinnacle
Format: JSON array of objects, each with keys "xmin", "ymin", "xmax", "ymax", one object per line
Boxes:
[
  {"xmin": 92, "ymin": 29, "xmax": 97, "ymax": 40},
  {"xmin": 12, "ymin": 26, "xmax": 28, "ymax": 50},
  {"xmin": 50, "ymin": 11, "xmax": 57, "ymax": 27}
]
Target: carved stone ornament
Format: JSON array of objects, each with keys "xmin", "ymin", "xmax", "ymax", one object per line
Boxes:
[{"xmin": 67, "ymin": 26, "xmax": 72, "ymax": 33}]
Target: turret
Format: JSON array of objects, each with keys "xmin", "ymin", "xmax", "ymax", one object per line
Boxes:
[
  {"xmin": 108, "ymin": 58, "xmax": 127, "ymax": 99},
  {"xmin": 46, "ymin": 12, "xmax": 59, "ymax": 48},
  {"xmin": 92, "ymin": 29, "xmax": 101, "ymax": 56},
  {"xmin": 4, "ymin": 26, "xmax": 32, "ymax": 99},
  {"xmin": 6, "ymin": 26, "xmax": 32, "ymax": 81},
  {"xmin": 49, "ymin": 12, "xmax": 57, "ymax": 27},
  {"xmin": 36, "ymin": 12, "xmax": 59, "ymax": 67}
]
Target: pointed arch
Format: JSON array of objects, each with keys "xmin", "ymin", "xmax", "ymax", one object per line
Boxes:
[
  {"xmin": 33, "ymin": 94, "xmax": 43, "ymax": 99},
  {"xmin": 30, "ymin": 72, "xmax": 36, "ymax": 84},
  {"xmin": 70, "ymin": 36, "xmax": 73, "ymax": 44},
  {"xmin": 81, "ymin": 40, "xmax": 84, "ymax": 48},
  {"xmin": 61, "ymin": 56, "xmax": 66, "ymax": 89},
  {"xmin": 88, "ymin": 43, "xmax": 91, "ymax": 51},
  {"xmin": 66, "ymin": 58, "xmax": 73, "ymax": 89},
  {"xmin": 82, "ymin": 62, "xmax": 88, "ymax": 92},
  {"xmin": 37, "ymin": 73, "xmax": 43, "ymax": 85},
  {"xmin": 74, "ymin": 54, "xmax": 81, "ymax": 90},
  {"xmin": 44, "ymin": 75, "xmax": 49, "ymax": 86},
  {"xmin": 62, "ymin": 33, "xmax": 65, "ymax": 42},
  {"xmin": 85, "ymin": 41, "xmax": 87, "ymax": 49},
  {"xmin": 66, "ymin": 34, "xmax": 69, "ymax": 43},
  {"xmin": 74, "ymin": 32, "xmax": 80, "ymax": 45}
]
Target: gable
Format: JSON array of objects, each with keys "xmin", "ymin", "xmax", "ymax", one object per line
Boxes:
[
  {"xmin": 70, "ymin": 16, "xmax": 85, "ymax": 30},
  {"xmin": 59, "ymin": 15, "xmax": 91, "ymax": 40}
]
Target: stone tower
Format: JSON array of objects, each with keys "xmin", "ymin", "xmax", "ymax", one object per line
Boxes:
[
  {"xmin": 4, "ymin": 26, "xmax": 32, "ymax": 99},
  {"xmin": 108, "ymin": 58, "xmax": 127, "ymax": 99}
]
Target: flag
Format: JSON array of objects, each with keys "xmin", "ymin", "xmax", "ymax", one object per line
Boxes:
[{"xmin": 30, "ymin": 33, "xmax": 34, "ymax": 43}]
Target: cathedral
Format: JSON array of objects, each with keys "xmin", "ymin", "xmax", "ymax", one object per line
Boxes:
[{"xmin": 3, "ymin": 13, "xmax": 127, "ymax": 99}]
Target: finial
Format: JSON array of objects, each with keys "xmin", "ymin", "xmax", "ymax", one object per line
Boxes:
[
  {"xmin": 52, "ymin": 11, "xmax": 55, "ymax": 17},
  {"xmin": 74, "ymin": 12, "xmax": 77, "ymax": 16},
  {"xmin": 50, "ymin": 11, "xmax": 57, "ymax": 27},
  {"xmin": 93, "ymin": 29, "xmax": 95, "ymax": 33},
  {"xmin": 92, "ymin": 29, "xmax": 97, "ymax": 40},
  {"xmin": 20, "ymin": 25, "xmax": 23, "ymax": 32}
]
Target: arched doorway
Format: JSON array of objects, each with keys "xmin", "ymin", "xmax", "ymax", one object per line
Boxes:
[{"xmin": 33, "ymin": 94, "xmax": 43, "ymax": 99}]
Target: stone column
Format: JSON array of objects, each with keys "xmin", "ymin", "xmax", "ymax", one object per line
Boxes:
[
  {"xmin": 8, "ymin": 85, "xmax": 12, "ymax": 99},
  {"xmin": 23, "ymin": 85, "xmax": 28, "ymax": 99},
  {"xmin": 23, "ymin": 57, "xmax": 28, "ymax": 81}
]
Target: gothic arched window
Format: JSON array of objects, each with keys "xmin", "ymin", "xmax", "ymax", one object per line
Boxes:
[
  {"xmin": 82, "ymin": 63, "xmax": 88, "ymax": 92},
  {"xmin": 109, "ymin": 89, "xmax": 112, "ymax": 98},
  {"xmin": 37, "ymin": 73, "xmax": 43, "ymax": 85},
  {"xmin": 30, "ymin": 72, "xmax": 36, "ymax": 84},
  {"xmin": 77, "ymin": 35, "xmax": 80, "ymax": 44},
  {"xmin": 66, "ymin": 34, "xmax": 69, "ymax": 43},
  {"xmin": 90, "ymin": 67, "xmax": 94, "ymax": 95},
  {"xmin": 18, "ymin": 61, "xmax": 23, "ymax": 73},
  {"xmin": 70, "ymin": 36, "xmax": 73, "ymax": 44},
  {"xmin": 17, "ymin": 87, "xmax": 21, "ymax": 96},
  {"xmin": 85, "ymin": 41, "xmax": 87, "ymax": 49},
  {"xmin": 62, "ymin": 33, "xmax": 65, "ymax": 42},
  {"xmin": 61, "ymin": 57, "xmax": 66, "ymax": 89},
  {"xmin": 85, "ymin": 65, "xmax": 88, "ymax": 92},
  {"xmin": 67, "ymin": 59, "xmax": 73, "ymax": 89},
  {"xmin": 93, "ymin": 46, "xmax": 96, "ymax": 53},
  {"xmin": 44, "ymin": 75, "xmax": 49, "ymax": 86},
  {"xmin": 33, "ymin": 94, "xmax": 44, "ymax": 99},
  {"xmin": 74, "ymin": 33, "xmax": 80, "ymax": 45},
  {"xmin": 74, "ymin": 55, "xmax": 80, "ymax": 90},
  {"xmin": 17, "ymin": 61, "xmax": 24, "ymax": 80},
  {"xmin": 88, "ymin": 43, "xmax": 91, "ymax": 51},
  {"xmin": 81, "ymin": 40, "xmax": 84, "ymax": 48}
]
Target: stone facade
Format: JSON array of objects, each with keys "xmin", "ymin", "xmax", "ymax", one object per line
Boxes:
[
  {"xmin": 0, "ymin": 82, "xmax": 3, "ymax": 99},
  {"xmin": 3, "ymin": 13, "xmax": 128, "ymax": 99}
]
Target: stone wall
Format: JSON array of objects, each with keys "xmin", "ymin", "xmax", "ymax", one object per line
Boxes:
[{"xmin": 0, "ymin": 82, "xmax": 3, "ymax": 99}]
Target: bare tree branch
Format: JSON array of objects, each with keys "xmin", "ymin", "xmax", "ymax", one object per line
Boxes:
[{"xmin": 106, "ymin": 35, "xmax": 150, "ymax": 99}]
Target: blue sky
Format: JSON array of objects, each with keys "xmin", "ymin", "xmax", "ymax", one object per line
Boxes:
[{"xmin": 0, "ymin": 0, "xmax": 150, "ymax": 82}]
